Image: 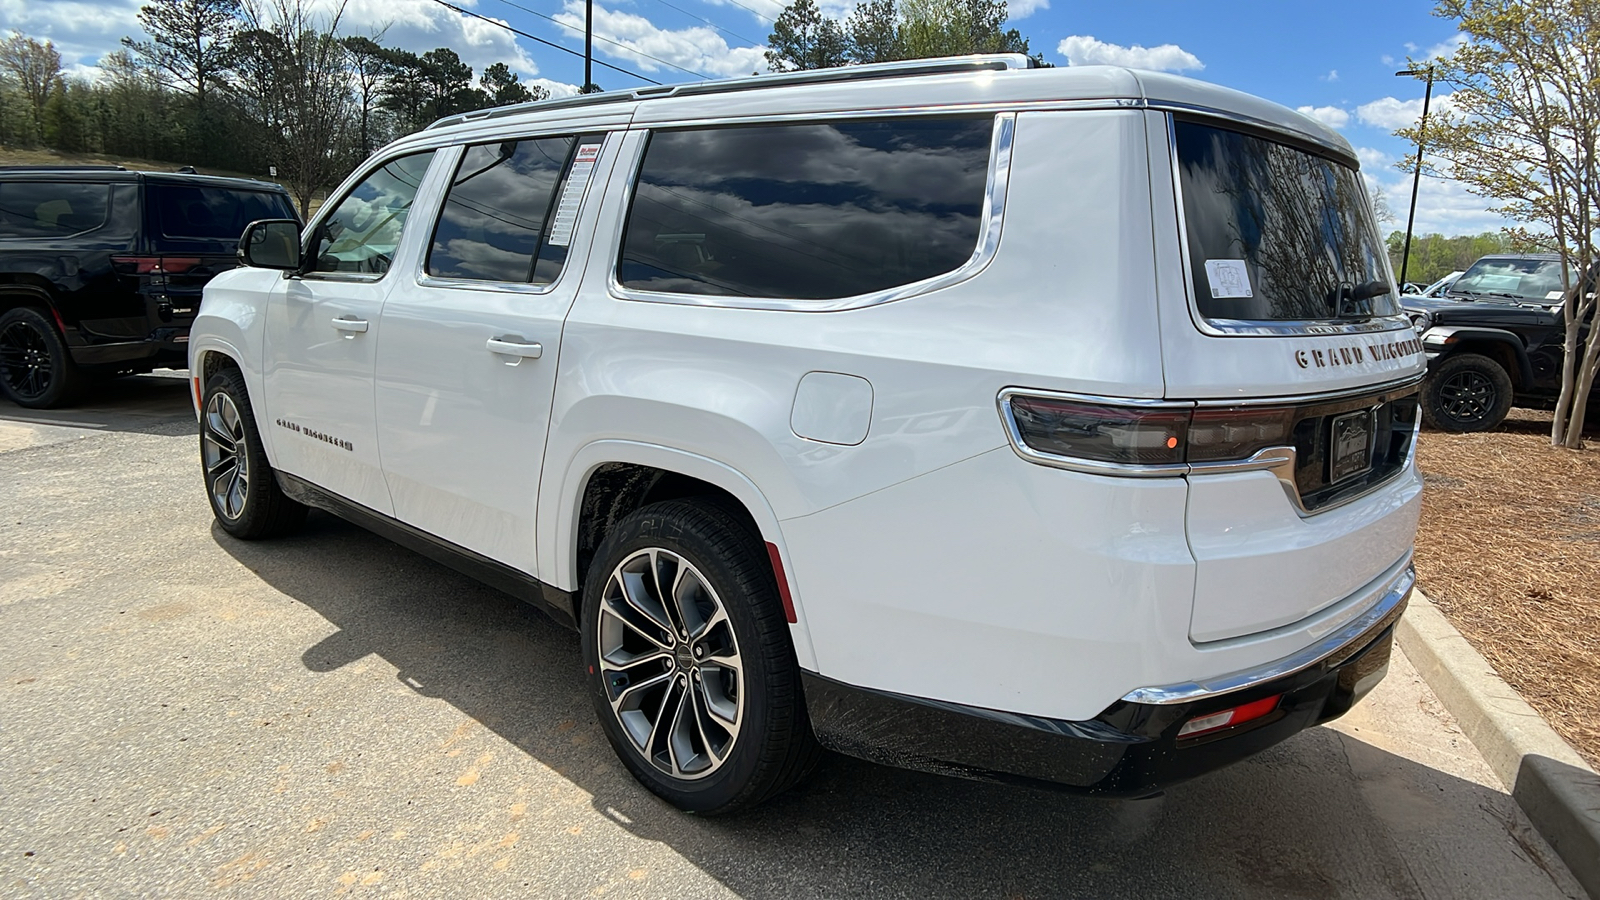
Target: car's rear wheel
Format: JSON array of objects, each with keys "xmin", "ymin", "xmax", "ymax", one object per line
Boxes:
[
  {"xmin": 0, "ymin": 307, "xmax": 84, "ymax": 409},
  {"xmin": 1422, "ymin": 353, "xmax": 1514, "ymax": 432},
  {"xmin": 581, "ymin": 499, "xmax": 819, "ymax": 814},
  {"xmin": 201, "ymin": 367, "xmax": 307, "ymax": 539}
]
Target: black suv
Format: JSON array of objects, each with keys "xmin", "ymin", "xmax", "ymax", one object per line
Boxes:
[
  {"xmin": 0, "ymin": 166, "xmax": 298, "ymax": 408},
  {"xmin": 1403, "ymin": 253, "xmax": 1595, "ymax": 431}
]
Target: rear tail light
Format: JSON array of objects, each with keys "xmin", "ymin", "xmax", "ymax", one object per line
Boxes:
[
  {"xmin": 1177, "ymin": 694, "xmax": 1281, "ymax": 738},
  {"xmin": 112, "ymin": 256, "xmax": 203, "ymax": 275},
  {"xmin": 1005, "ymin": 393, "xmax": 1295, "ymax": 470}
]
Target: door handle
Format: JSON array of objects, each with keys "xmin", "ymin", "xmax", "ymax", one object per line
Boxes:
[
  {"xmin": 486, "ymin": 336, "xmax": 543, "ymax": 359},
  {"xmin": 331, "ymin": 316, "xmax": 368, "ymax": 333}
]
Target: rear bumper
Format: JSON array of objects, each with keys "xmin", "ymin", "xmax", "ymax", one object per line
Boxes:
[
  {"xmin": 804, "ymin": 568, "xmax": 1409, "ymax": 797},
  {"xmin": 70, "ymin": 332, "xmax": 190, "ymax": 366}
]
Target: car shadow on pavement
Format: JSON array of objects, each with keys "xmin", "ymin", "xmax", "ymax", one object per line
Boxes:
[
  {"xmin": 216, "ymin": 511, "xmax": 1570, "ymax": 900},
  {"xmin": 0, "ymin": 370, "xmax": 195, "ymax": 438}
]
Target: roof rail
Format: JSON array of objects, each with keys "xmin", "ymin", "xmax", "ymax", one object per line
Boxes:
[
  {"xmin": 0, "ymin": 164, "xmax": 128, "ymax": 172},
  {"xmin": 427, "ymin": 54, "xmax": 1035, "ymax": 131}
]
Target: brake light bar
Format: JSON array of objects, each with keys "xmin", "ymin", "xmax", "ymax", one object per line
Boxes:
[
  {"xmin": 112, "ymin": 256, "xmax": 203, "ymax": 275},
  {"xmin": 1177, "ymin": 694, "xmax": 1282, "ymax": 739}
]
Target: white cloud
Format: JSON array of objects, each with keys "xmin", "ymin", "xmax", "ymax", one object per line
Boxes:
[
  {"xmin": 1055, "ymin": 35, "xmax": 1202, "ymax": 72},
  {"xmin": 1355, "ymin": 146, "xmax": 1390, "ymax": 169},
  {"xmin": 1403, "ymin": 41, "xmax": 1419, "ymax": 53},
  {"xmin": 1426, "ymin": 33, "xmax": 1467, "ymax": 59},
  {"xmin": 1296, "ymin": 105, "xmax": 1350, "ymax": 129},
  {"xmin": 554, "ymin": 2, "xmax": 767, "ymax": 79},
  {"xmin": 1355, "ymin": 93, "xmax": 1454, "ymax": 129},
  {"xmin": 531, "ymin": 78, "xmax": 580, "ymax": 100},
  {"xmin": 1322, "ymin": 69, "xmax": 1339, "ymax": 82},
  {"xmin": 1008, "ymin": 0, "xmax": 1050, "ymax": 19},
  {"xmin": 699, "ymin": 0, "xmax": 789, "ymax": 22}
]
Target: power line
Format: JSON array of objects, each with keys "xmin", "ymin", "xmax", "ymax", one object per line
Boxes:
[
  {"xmin": 484, "ymin": 0, "xmax": 712, "ymax": 80},
  {"xmin": 647, "ymin": 0, "xmax": 764, "ymax": 46},
  {"xmin": 714, "ymin": 0, "xmax": 777, "ymax": 25},
  {"xmin": 425, "ymin": 0, "xmax": 664, "ymax": 85}
]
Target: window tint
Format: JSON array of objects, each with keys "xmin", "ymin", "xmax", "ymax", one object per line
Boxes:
[
  {"xmin": 619, "ymin": 117, "xmax": 994, "ymax": 300},
  {"xmin": 1175, "ymin": 119, "xmax": 1398, "ymax": 322},
  {"xmin": 0, "ymin": 182, "xmax": 110, "ymax": 238},
  {"xmin": 427, "ymin": 136, "xmax": 576, "ymax": 283},
  {"xmin": 152, "ymin": 184, "xmax": 297, "ymax": 241},
  {"xmin": 309, "ymin": 151, "xmax": 436, "ymax": 276}
]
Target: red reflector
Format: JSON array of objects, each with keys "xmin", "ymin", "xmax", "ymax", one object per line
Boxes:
[
  {"xmin": 765, "ymin": 542, "xmax": 798, "ymax": 624},
  {"xmin": 1177, "ymin": 694, "xmax": 1282, "ymax": 738}
]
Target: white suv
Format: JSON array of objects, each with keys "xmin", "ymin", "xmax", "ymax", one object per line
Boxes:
[{"xmin": 190, "ymin": 56, "xmax": 1424, "ymax": 814}]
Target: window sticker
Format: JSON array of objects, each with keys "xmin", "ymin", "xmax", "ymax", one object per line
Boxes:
[
  {"xmin": 1204, "ymin": 259, "xmax": 1253, "ymax": 299},
  {"xmin": 1548, "ymin": 290, "xmax": 1565, "ymax": 300},
  {"xmin": 547, "ymin": 142, "xmax": 602, "ymax": 247}
]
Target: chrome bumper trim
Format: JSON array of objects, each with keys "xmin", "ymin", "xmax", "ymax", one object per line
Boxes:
[{"xmin": 1120, "ymin": 559, "xmax": 1415, "ymax": 706}]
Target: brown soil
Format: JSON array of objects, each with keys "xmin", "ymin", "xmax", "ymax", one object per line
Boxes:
[{"xmin": 1415, "ymin": 408, "xmax": 1600, "ymax": 769}]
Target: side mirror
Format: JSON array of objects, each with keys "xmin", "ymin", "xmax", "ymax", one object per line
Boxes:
[{"xmin": 239, "ymin": 219, "xmax": 303, "ymax": 271}]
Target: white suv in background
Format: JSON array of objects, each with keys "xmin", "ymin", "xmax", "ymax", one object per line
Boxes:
[{"xmin": 190, "ymin": 56, "xmax": 1424, "ymax": 814}]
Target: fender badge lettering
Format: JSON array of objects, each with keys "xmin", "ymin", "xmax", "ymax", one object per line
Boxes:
[
  {"xmin": 1296, "ymin": 337, "xmax": 1421, "ymax": 370},
  {"xmin": 276, "ymin": 418, "xmax": 354, "ymax": 452}
]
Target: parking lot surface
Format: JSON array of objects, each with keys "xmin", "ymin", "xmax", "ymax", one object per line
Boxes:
[{"xmin": 0, "ymin": 374, "xmax": 1584, "ymax": 899}]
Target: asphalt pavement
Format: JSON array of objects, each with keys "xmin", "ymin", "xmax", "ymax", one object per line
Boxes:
[{"xmin": 0, "ymin": 373, "xmax": 1585, "ymax": 899}]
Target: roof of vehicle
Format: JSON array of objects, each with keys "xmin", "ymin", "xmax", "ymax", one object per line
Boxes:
[
  {"xmin": 409, "ymin": 54, "xmax": 1355, "ymax": 167},
  {"xmin": 0, "ymin": 166, "xmax": 290, "ymax": 193},
  {"xmin": 1467, "ymin": 253, "xmax": 1564, "ymax": 262}
]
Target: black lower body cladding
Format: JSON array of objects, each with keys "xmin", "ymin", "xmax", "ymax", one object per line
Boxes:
[{"xmin": 802, "ymin": 597, "xmax": 1405, "ymax": 797}]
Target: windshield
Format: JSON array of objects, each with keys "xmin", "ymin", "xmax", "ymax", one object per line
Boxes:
[
  {"xmin": 1449, "ymin": 257, "xmax": 1572, "ymax": 301},
  {"xmin": 1175, "ymin": 119, "xmax": 1398, "ymax": 323}
]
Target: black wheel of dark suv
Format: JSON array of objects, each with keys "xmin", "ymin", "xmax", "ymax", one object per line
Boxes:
[
  {"xmin": 1422, "ymin": 352, "xmax": 1514, "ymax": 433},
  {"xmin": 0, "ymin": 307, "xmax": 84, "ymax": 409},
  {"xmin": 581, "ymin": 499, "xmax": 821, "ymax": 815},
  {"xmin": 201, "ymin": 366, "xmax": 308, "ymax": 539}
]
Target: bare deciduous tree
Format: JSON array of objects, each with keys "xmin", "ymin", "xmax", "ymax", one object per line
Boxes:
[{"xmin": 0, "ymin": 32, "xmax": 63, "ymax": 143}]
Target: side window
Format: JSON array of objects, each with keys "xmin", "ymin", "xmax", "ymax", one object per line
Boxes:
[
  {"xmin": 427, "ymin": 134, "xmax": 604, "ymax": 285},
  {"xmin": 309, "ymin": 151, "xmax": 436, "ymax": 276},
  {"xmin": 0, "ymin": 182, "xmax": 110, "ymax": 239},
  {"xmin": 151, "ymin": 184, "xmax": 299, "ymax": 242},
  {"xmin": 618, "ymin": 116, "xmax": 994, "ymax": 301}
]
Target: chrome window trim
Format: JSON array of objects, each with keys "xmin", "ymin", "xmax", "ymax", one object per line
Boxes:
[
  {"xmin": 996, "ymin": 380, "xmax": 1423, "ymax": 517},
  {"xmin": 410, "ymin": 133, "xmax": 613, "ymax": 297},
  {"xmin": 607, "ymin": 112, "xmax": 1015, "ymax": 313},
  {"xmin": 1164, "ymin": 112, "xmax": 1412, "ymax": 339},
  {"xmin": 1120, "ymin": 557, "xmax": 1414, "ymax": 705}
]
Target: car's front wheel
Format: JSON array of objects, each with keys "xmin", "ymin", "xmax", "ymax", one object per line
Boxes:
[
  {"xmin": 201, "ymin": 367, "xmax": 308, "ymax": 539},
  {"xmin": 0, "ymin": 307, "xmax": 84, "ymax": 409},
  {"xmin": 581, "ymin": 499, "xmax": 819, "ymax": 814},
  {"xmin": 1422, "ymin": 352, "xmax": 1514, "ymax": 432}
]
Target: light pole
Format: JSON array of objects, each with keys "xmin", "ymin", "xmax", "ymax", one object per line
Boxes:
[
  {"xmin": 1395, "ymin": 65, "xmax": 1435, "ymax": 287},
  {"xmin": 584, "ymin": 0, "xmax": 593, "ymax": 93}
]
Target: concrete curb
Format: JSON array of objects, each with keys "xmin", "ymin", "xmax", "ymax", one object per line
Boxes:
[{"xmin": 1398, "ymin": 590, "xmax": 1600, "ymax": 899}]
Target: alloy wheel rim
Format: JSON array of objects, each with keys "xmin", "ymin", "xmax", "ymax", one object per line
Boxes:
[
  {"xmin": 202, "ymin": 392, "xmax": 250, "ymax": 520},
  {"xmin": 0, "ymin": 321, "xmax": 54, "ymax": 400},
  {"xmin": 596, "ymin": 548, "xmax": 744, "ymax": 780},
  {"xmin": 1439, "ymin": 371, "xmax": 1495, "ymax": 424}
]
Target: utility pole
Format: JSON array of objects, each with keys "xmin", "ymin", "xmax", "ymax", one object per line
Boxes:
[
  {"xmin": 585, "ymin": 0, "xmax": 593, "ymax": 93},
  {"xmin": 1394, "ymin": 65, "xmax": 1435, "ymax": 288}
]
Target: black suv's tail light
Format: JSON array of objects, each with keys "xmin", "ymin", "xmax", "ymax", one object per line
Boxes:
[
  {"xmin": 1006, "ymin": 395, "xmax": 1294, "ymax": 468},
  {"xmin": 112, "ymin": 255, "xmax": 202, "ymax": 275}
]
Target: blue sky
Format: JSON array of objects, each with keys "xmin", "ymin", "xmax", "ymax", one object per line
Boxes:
[{"xmin": 4, "ymin": 0, "xmax": 1497, "ymax": 235}]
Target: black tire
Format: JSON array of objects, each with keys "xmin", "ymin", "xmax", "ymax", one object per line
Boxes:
[
  {"xmin": 0, "ymin": 306, "xmax": 84, "ymax": 409},
  {"xmin": 1421, "ymin": 352, "xmax": 1515, "ymax": 432},
  {"xmin": 581, "ymin": 499, "xmax": 820, "ymax": 815},
  {"xmin": 200, "ymin": 366, "xmax": 308, "ymax": 539}
]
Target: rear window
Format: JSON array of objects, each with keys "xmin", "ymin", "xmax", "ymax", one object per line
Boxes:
[
  {"xmin": 151, "ymin": 184, "xmax": 296, "ymax": 242},
  {"xmin": 1175, "ymin": 119, "xmax": 1399, "ymax": 323},
  {"xmin": 0, "ymin": 182, "xmax": 110, "ymax": 238},
  {"xmin": 619, "ymin": 116, "xmax": 994, "ymax": 301},
  {"xmin": 1449, "ymin": 257, "xmax": 1573, "ymax": 302}
]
